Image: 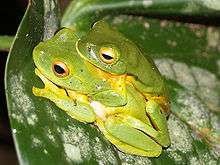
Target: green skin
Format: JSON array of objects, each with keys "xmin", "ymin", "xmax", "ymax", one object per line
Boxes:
[{"xmin": 32, "ymin": 22, "xmax": 170, "ymax": 157}]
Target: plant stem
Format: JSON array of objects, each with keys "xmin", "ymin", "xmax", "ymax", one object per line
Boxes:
[{"xmin": 0, "ymin": 36, "xmax": 14, "ymax": 52}]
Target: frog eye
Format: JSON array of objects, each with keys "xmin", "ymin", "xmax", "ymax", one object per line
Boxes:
[
  {"xmin": 99, "ymin": 47, "xmax": 117, "ymax": 64},
  {"xmin": 52, "ymin": 61, "xmax": 69, "ymax": 77}
]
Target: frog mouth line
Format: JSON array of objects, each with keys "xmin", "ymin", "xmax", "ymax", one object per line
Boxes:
[
  {"xmin": 33, "ymin": 68, "xmax": 89, "ymax": 97},
  {"xmin": 33, "ymin": 68, "xmax": 111, "ymax": 102}
]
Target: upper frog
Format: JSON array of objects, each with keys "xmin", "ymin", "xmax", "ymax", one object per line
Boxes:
[
  {"xmin": 77, "ymin": 21, "xmax": 167, "ymax": 94},
  {"xmin": 76, "ymin": 21, "xmax": 169, "ymax": 114}
]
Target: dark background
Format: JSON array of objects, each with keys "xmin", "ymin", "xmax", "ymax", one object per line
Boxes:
[{"xmin": 0, "ymin": 0, "xmax": 27, "ymax": 164}]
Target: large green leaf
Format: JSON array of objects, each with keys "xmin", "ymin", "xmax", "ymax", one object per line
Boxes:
[
  {"xmin": 62, "ymin": 0, "xmax": 220, "ymax": 36},
  {"xmin": 5, "ymin": 0, "xmax": 220, "ymax": 164},
  {"xmin": 5, "ymin": 1, "xmax": 120, "ymax": 164}
]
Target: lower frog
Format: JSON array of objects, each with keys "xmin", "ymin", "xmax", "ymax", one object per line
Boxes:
[{"xmin": 32, "ymin": 21, "xmax": 170, "ymax": 157}]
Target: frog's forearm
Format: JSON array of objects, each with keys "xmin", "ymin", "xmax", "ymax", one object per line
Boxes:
[
  {"xmin": 33, "ymin": 69, "xmax": 96, "ymax": 123},
  {"xmin": 33, "ymin": 86, "xmax": 96, "ymax": 122},
  {"xmin": 92, "ymin": 90, "xmax": 127, "ymax": 107},
  {"xmin": 56, "ymin": 99, "xmax": 96, "ymax": 123}
]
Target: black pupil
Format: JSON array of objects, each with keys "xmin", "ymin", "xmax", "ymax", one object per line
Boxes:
[
  {"xmin": 54, "ymin": 64, "xmax": 65, "ymax": 74},
  {"xmin": 102, "ymin": 53, "xmax": 113, "ymax": 60}
]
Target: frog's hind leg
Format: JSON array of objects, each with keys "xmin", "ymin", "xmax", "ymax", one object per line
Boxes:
[
  {"xmin": 96, "ymin": 118, "xmax": 162, "ymax": 157},
  {"xmin": 145, "ymin": 100, "xmax": 170, "ymax": 147}
]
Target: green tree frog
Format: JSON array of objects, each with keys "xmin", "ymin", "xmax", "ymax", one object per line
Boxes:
[{"xmin": 32, "ymin": 21, "xmax": 170, "ymax": 157}]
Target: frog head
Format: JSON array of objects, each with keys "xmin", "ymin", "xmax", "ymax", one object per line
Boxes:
[
  {"xmin": 33, "ymin": 28, "xmax": 95, "ymax": 93},
  {"xmin": 76, "ymin": 21, "xmax": 141, "ymax": 75}
]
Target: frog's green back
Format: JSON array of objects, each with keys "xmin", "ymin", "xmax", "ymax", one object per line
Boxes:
[{"xmin": 77, "ymin": 21, "xmax": 166, "ymax": 96}]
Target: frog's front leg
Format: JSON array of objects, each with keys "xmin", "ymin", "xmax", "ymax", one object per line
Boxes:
[
  {"xmin": 92, "ymin": 74, "xmax": 127, "ymax": 107},
  {"xmin": 32, "ymin": 69, "xmax": 96, "ymax": 122},
  {"xmin": 91, "ymin": 90, "xmax": 127, "ymax": 107},
  {"xmin": 145, "ymin": 100, "xmax": 170, "ymax": 147},
  {"xmin": 96, "ymin": 115, "xmax": 162, "ymax": 157}
]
